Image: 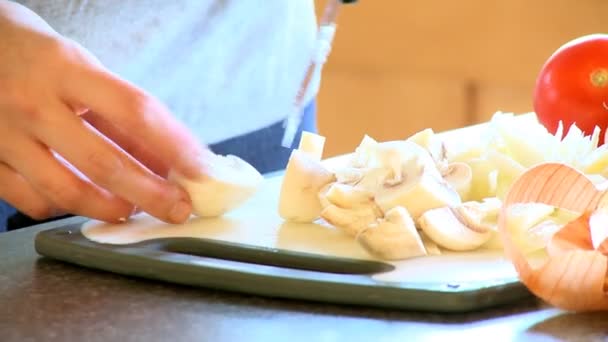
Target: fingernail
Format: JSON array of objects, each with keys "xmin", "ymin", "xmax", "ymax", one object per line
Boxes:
[{"xmin": 169, "ymin": 200, "xmax": 192, "ymax": 223}]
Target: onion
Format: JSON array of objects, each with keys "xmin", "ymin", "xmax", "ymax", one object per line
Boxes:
[{"xmin": 498, "ymin": 162, "xmax": 608, "ymax": 311}]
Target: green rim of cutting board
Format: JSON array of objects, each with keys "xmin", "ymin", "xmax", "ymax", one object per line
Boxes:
[{"xmin": 34, "ymin": 219, "xmax": 533, "ymax": 313}]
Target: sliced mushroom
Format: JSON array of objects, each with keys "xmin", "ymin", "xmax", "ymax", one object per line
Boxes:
[
  {"xmin": 317, "ymin": 182, "xmax": 335, "ymax": 210},
  {"xmin": 373, "ymin": 163, "xmax": 461, "ymax": 219},
  {"xmin": 462, "ymin": 197, "xmax": 503, "ymax": 250},
  {"xmin": 297, "ymin": 131, "xmax": 326, "ymax": 161},
  {"xmin": 419, "ymin": 231, "xmax": 442, "ymax": 255},
  {"xmin": 334, "ymin": 167, "xmax": 365, "ymax": 185},
  {"xmin": 357, "ymin": 206, "xmax": 427, "ymax": 260},
  {"xmin": 352, "ymin": 167, "xmax": 392, "ymax": 193},
  {"xmin": 417, "ymin": 205, "xmax": 494, "ymax": 251},
  {"xmin": 279, "ymin": 149, "xmax": 336, "ymax": 223},
  {"xmin": 323, "ymin": 182, "xmax": 377, "ymax": 209},
  {"xmin": 169, "ymin": 152, "xmax": 264, "ymax": 218},
  {"xmin": 406, "ymin": 127, "xmax": 448, "ymax": 170},
  {"xmin": 320, "ymin": 182, "xmax": 383, "ymax": 236},
  {"xmin": 339, "ymin": 140, "xmax": 444, "ymax": 196},
  {"xmin": 349, "ymin": 134, "xmax": 379, "ymax": 168},
  {"xmin": 374, "ymin": 140, "xmax": 443, "ymax": 180},
  {"xmin": 344, "ymin": 140, "xmax": 459, "ymax": 218},
  {"xmin": 321, "ymin": 204, "xmax": 382, "ymax": 237}
]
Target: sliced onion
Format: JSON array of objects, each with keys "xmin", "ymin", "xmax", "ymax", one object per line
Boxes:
[{"xmin": 498, "ymin": 162, "xmax": 608, "ymax": 311}]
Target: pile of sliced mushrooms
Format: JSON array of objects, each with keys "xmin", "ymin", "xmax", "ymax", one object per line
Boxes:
[
  {"xmin": 279, "ymin": 129, "xmax": 503, "ymax": 260},
  {"xmin": 278, "ymin": 111, "xmax": 596, "ymax": 262}
]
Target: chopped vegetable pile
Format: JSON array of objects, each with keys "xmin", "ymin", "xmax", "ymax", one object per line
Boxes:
[{"xmin": 278, "ymin": 112, "xmax": 608, "ymax": 312}]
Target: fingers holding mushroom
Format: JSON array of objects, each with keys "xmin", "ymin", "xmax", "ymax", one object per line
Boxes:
[{"xmin": 170, "ymin": 152, "xmax": 264, "ymax": 218}]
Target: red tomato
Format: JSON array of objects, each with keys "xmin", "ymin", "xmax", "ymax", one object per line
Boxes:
[{"xmin": 533, "ymin": 34, "xmax": 608, "ymax": 145}]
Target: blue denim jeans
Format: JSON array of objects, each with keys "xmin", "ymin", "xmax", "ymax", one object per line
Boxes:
[
  {"xmin": 0, "ymin": 100, "xmax": 317, "ymax": 232},
  {"xmin": 207, "ymin": 100, "xmax": 317, "ymax": 174}
]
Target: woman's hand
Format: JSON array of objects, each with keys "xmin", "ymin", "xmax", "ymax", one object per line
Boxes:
[{"xmin": 0, "ymin": 1, "xmax": 204, "ymax": 224}]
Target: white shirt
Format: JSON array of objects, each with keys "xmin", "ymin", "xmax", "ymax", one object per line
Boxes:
[{"xmin": 17, "ymin": 0, "xmax": 319, "ymax": 144}]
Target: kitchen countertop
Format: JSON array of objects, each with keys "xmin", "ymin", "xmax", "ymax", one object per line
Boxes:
[{"xmin": 1, "ymin": 217, "xmax": 607, "ymax": 342}]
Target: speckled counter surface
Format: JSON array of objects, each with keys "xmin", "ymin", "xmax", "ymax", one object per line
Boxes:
[{"xmin": 1, "ymin": 217, "xmax": 607, "ymax": 342}]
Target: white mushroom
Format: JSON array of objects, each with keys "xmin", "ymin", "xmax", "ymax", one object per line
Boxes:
[
  {"xmin": 334, "ymin": 167, "xmax": 365, "ymax": 185},
  {"xmin": 320, "ymin": 182, "xmax": 383, "ymax": 237},
  {"xmin": 169, "ymin": 152, "xmax": 263, "ymax": 218},
  {"xmin": 324, "ymin": 182, "xmax": 376, "ymax": 209},
  {"xmin": 373, "ymin": 163, "xmax": 461, "ymax": 219},
  {"xmin": 406, "ymin": 127, "xmax": 448, "ymax": 170},
  {"xmin": 337, "ymin": 140, "xmax": 461, "ymax": 219},
  {"xmin": 349, "ymin": 134, "xmax": 379, "ymax": 168},
  {"xmin": 321, "ymin": 204, "xmax": 382, "ymax": 237},
  {"xmin": 317, "ymin": 182, "xmax": 335, "ymax": 210},
  {"xmin": 279, "ymin": 149, "xmax": 336, "ymax": 223},
  {"xmin": 351, "ymin": 167, "xmax": 392, "ymax": 193},
  {"xmin": 417, "ymin": 204, "xmax": 494, "ymax": 251},
  {"xmin": 298, "ymin": 131, "xmax": 326, "ymax": 161},
  {"xmin": 357, "ymin": 206, "xmax": 427, "ymax": 260},
  {"xmin": 374, "ymin": 140, "xmax": 443, "ymax": 180},
  {"xmin": 419, "ymin": 231, "xmax": 442, "ymax": 255}
]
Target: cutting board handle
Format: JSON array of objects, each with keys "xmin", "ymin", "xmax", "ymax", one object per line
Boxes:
[{"xmin": 158, "ymin": 237, "xmax": 394, "ymax": 275}]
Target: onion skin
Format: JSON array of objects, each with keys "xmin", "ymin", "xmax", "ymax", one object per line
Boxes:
[{"xmin": 498, "ymin": 162, "xmax": 608, "ymax": 311}]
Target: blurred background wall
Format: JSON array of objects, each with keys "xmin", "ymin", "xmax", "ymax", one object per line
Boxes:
[{"xmin": 313, "ymin": 0, "xmax": 608, "ymax": 157}]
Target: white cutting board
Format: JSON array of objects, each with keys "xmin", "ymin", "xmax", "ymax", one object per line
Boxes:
[{"xmin": 81, "ymin": 115, "xmax": 540, "ymax": 285}]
